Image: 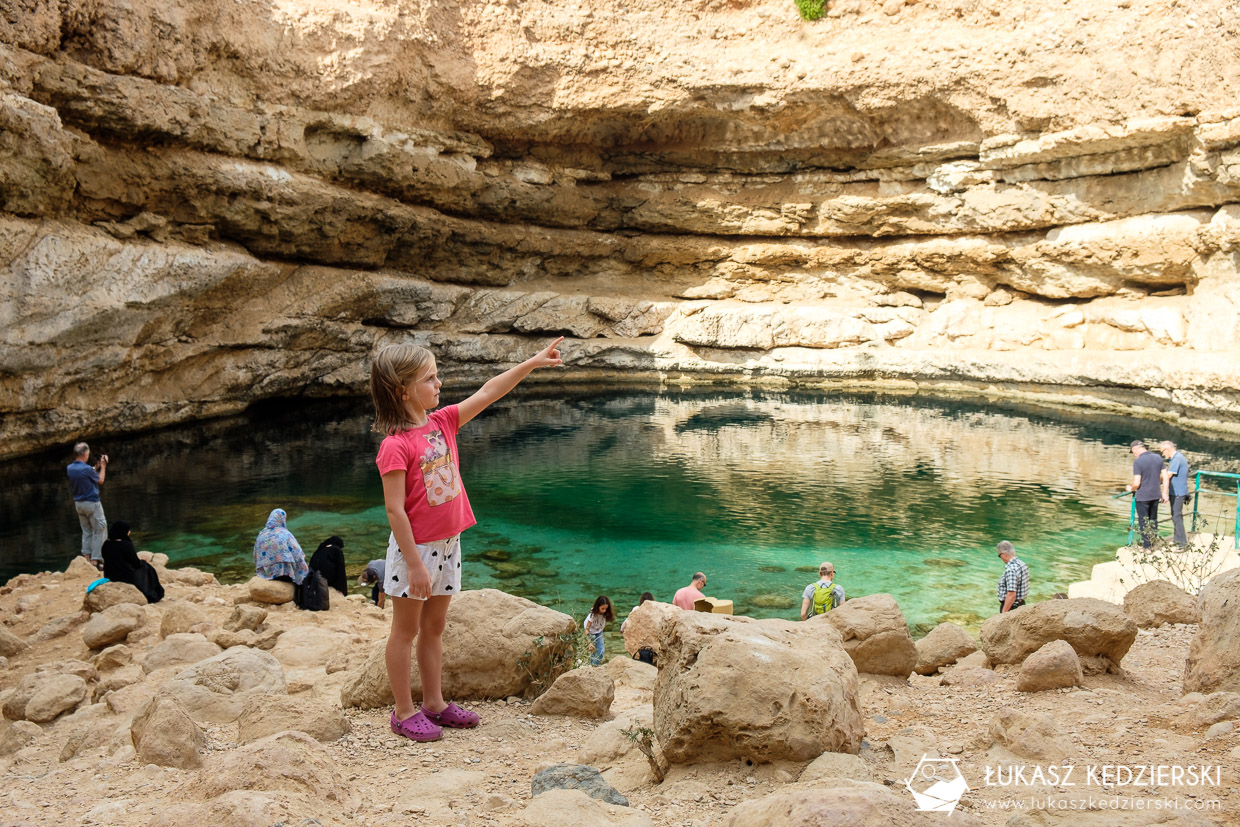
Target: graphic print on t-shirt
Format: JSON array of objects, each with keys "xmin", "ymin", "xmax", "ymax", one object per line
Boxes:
[{"xmin": 420, "ymin": 430, "xmax": 461, "ymax": 507}]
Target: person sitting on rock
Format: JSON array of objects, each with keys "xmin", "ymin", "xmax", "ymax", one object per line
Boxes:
[
  {"xmin": 800, "ymin": 561, "xmax": 844, "ymax": 619},
  {"xmin": 309, "ymin": 535, "xmax": 349, "ymax": 595},
  {"xmin": 100, "ymin": 520, "xmax": 165, "ymax": 603},
  {"xmin": 672, "ymin": 572, "xmax": 707, "ymax": 610},
  {"xmin": 253, "ymin": 508, "xmax": 309, "ymax": 584}
]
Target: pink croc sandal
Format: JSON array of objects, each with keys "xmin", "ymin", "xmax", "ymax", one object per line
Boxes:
[
  {"xmin": 421, "ymin": 702, "xmax": 480, "ymax": 729},
  {"xmin": 391, "ymin": 710, "xmax": 442, "ymax": 742}
]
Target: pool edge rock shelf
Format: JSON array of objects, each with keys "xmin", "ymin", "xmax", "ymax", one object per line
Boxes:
[{"xmin": 4, "ymin": 1, "xmax": 1240, "ymax": 457}]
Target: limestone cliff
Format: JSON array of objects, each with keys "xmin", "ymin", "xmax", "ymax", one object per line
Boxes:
[{"xmin": 3, "ymin": 0, "xmax": 1240, "ymax": 457}]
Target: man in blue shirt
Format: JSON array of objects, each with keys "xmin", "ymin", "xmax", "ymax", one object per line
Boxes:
[
  {"xmin": 1126, "ymin": 439, "xmax": 1165, "ymax": 549},
  {"xmin": 66, "ymin": 442, "xmax": 108, "ymax": 566},
  {"xmin": 1160, "ymin": 440, "xmax": 1191, "ymax": 547}
]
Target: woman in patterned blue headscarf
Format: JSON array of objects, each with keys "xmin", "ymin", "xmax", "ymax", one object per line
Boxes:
[{"xmin": 253, "ymin": 508, "xmax": 309, "ymax": 584}]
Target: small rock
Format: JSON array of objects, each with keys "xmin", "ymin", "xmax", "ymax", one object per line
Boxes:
[{"xmin": 532, "ymin": 764, "xmax": 628, "ymax": 806}]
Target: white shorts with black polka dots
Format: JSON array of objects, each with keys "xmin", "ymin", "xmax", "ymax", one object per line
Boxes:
[{"xmin": 383, "ymin": 533, "xmax": 462, "ymax": 599}]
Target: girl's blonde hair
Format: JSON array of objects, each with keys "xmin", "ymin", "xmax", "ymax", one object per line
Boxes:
[{"xmin": 370, "ymin": 343, "xmax": 435, "ymax": 435}]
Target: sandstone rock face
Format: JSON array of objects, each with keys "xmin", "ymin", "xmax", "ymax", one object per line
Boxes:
[
  {"xmin": 237, "ymin": 694, "xmax": 351, "ymax": 744},
  {"xmin": 820, "ymin": 594, "xmax": 918, "ymax": 678},
  {"xmin": 1184, "ymin": 569, "xmax": 1240, "ymax": 695},
  {"xmin": 530, "ymin": 667, "xmax": 615, "ymax": 719},
  {"xmin": 1016, "ymin": 640, "xmax": 1085, "ymax": 693},
  {"xmin": 4, "ymin": 0, "xmax": 1240, "ymax": 458},
  {"xmin": 159, "ymin": 600, "xmax": 210, "ymax": 637},
  {"xmin": 340, "ymin": 590, "xmax": 576, "ymax": 708},
  {"xmin": 130, "ymin": 694, "xmax": 206, "ymax": 769},
  {"xmin": 1123, "ymin": 580, "xmax": 1201, "ymax": 628},
  {"xmin": 83, "ymin": 582, "xmax": 147, "ymax": 613},
  {"xmin": 654, "ymin": 610, "xmax": 863, "ymax": 764},
  {"xmin": 980, "ymin": 598, "xmax": 1137, "ymax": 669},
  {"xmin": 81, "ymin": 603, "xmax": 144, "ymax": 649},
  {"xmin": 247, "ymin": 577, "xmax": 296, "ymax": 605},
  {"xmin": 913, "ymin": 622, "xmax": 978, "ymax": 676}
]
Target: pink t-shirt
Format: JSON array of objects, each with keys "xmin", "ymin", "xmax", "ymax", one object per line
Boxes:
[
  {"xmin": 375, "ymin": 405, "xmax": 476, "ymax": 543},
  {"xmin": 673, "ymin": 585, "xmax": 705, "ymax": 611}
]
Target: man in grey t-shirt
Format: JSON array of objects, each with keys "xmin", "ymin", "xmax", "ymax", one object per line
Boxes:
[
  {"xmin": 1160, "ymin": 441, "xmax": 1191, "ymax": 547},
  {"xmin": 1126, "ymin": 440, "xmax": 1165, "ymax": 549}
]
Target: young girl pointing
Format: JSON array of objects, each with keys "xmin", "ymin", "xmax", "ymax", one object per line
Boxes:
[{"xmin": 370, "ymin": 337, "xmax": 563, "ymax": 741}]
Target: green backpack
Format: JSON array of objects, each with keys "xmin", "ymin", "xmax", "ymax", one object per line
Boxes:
[{"xmin": 811, "ymin": 581, "xmax": 842, "ymax": 615}]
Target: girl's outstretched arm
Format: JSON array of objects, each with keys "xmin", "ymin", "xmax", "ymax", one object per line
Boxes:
[{"xmin": 457, "ymin": 337, "xmax": 563, "ymax": 426}]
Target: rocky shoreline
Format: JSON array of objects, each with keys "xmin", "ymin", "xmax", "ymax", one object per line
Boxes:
[{"xmin": 2, "ymin": 554, "xmax": 1238, "ymax": 826}]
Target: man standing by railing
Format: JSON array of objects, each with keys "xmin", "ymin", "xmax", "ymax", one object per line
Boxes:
[
  {"xmin": 1160, "ymin": 440, "xmax": 1190, "ymax": 548},
  {"xmin": 1126, "ymin": 439, "xmax": 1164, "ymax": 548}
]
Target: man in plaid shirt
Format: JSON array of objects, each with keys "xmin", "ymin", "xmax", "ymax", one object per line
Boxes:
[{"xmin": 995, "ymin": 541, "xmax": 1029, "ymax": 613}]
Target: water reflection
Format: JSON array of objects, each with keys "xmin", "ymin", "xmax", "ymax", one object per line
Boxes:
[{"xmin": 2, "ymin": 390, "xmax": 1238, "ymax": 633}]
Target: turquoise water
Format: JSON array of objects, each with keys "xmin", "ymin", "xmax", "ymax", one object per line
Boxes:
[{"xmin": 4, "ymin": 389, "xmax": 1239, "ymax": 638}]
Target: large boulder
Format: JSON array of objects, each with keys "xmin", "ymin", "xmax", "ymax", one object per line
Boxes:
[
  {"xmin": 141, "ymin": 633, "xmax": 223, "ymax": 673},
  {"xmin": 530, "ymin": 666, "xmax": 615, "ymax": 719},
  {"xmin": 979, "ymin": 598, "xmax": 1137, "ymax": 670},
  {"xmin": 1123, "ymin": 579, "xmax": 1201, "ymax": 628},
  {"xmin": 83, "ymin": 581, "xmax": 147, "ymax": 612},
  {"xmin": 179, "ymin": 731, "xmax": 356, "ymax": 810},
  {"xmin": 1184, "ymin": 569, "xmax": 1240, "ymax": 695},
  {"xmin": 81, "ymin": 603, "xmax": 144, "ymax": 649},
  {"xmin": 237, "ymin": 694, "xmax": 351, "ymax": 744},
  {"xmin": 914, "ymin": 622, "xmax": 978, "ymax": 675},
  {"xmin": 159, "ymin": 600, "xmax": 211, "ymax": 637},
  {"xmin": 2, "ymin": 673, "xmax": 88, "ymax": 723},
  {"xmin": 621, "ymin": 600, "xmax": 679, "ymax": 658},
  {"xmin": 247, "ymin": 577, "xmax": 295, "ymax": 604},
  {"xmin": 819, "ymin": 594, "xmax": 918, "ymax": 678},
  {"xmin": 340, "ymin": 589, "xmax": 576, "ymax": 708},
  {"xmin": 158, "ymin": 647, "xmax": 288, "ymax": 724},
  {"xmin": 1016, "ymin": 640, "xmax": 1084, "ymax": 693},
  {"xmin": 0, "ymin": 625, "xmax": 28, "ymax": 658},
  {"xmin": 130, "ymin": 694, "xmax": 206, "ymax": 769},
  {"xmin": 726, "ymin": 780, "xmax": 981, "ymax": 826},
  {"xmin": 654, "ymin": 610, "xmax": 863, "ymax": 764}
]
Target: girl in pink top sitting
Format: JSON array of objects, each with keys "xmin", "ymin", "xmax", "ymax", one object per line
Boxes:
[{"xmin": 370, "ymin": 337, "xmax": 564, "ymax": 741}]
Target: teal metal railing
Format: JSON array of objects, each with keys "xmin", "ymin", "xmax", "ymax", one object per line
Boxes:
[
  {"xmin": 1116, "ymin": 470, "xmax": 1240, "ymax": 549},
  {"xmin": 1190, "ymin": 471, "xmax": 1240, "ymax": 550}
]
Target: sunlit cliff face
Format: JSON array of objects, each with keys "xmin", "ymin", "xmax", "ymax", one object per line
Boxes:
[{"xmin": 3, "ymin": 0, "xmax": 1240, "ymax": 458}]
